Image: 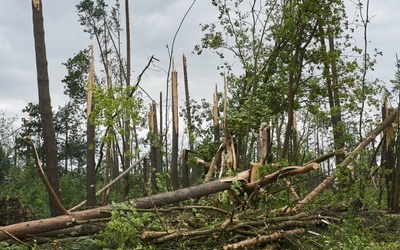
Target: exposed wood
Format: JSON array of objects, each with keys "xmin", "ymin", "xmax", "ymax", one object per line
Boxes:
[
  {"xmin": 293, "ymin": 107, "xmax": 400, "ymax": 213},
  {"xmin": 0, "ymin": 147, "xmax": 341, "ymax": 241},
  {"xmin": 171, "ymin": 70, "xmax": 179, "ymax": 189},
  {"xmin": 223, "ymin": 74, "xmax": 236, "ymax": 171},
  {"xmin": 204, "ymin": 142, "xmax": 225, "ymax": 182},
  {"xmin": 140, "ymin": 210, "xmax": 327, "ymax": 248},
  {"xmin": 223, "ymin": 228, "xmax": 306, "ymax": 250},
  {"xmin": 31, "ymin": 0, "xmax": 62, "ymax": 216},
  {"xmin": 249, "ymin": 162, "xmax": 262, "ymax": 183},
  {"xmin": 244, "ymin": 162, "xmax": 319, "ymax": 192},
  {"xmin": 195, "ymin": 157, "xmax": 211, "ymax": 167},
  {"xmin": 0, "ymin": 179, "xmax": 232, "ymax": 241},
  {"xmin": 149, "ymin": 101, "xmax": 162, "ymax": 178}
]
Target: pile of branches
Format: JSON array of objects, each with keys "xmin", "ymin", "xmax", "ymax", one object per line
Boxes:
[
  {"xmin": 0, "ymin": 107, "xmax": 398, "ymax": 248},
  {"xmin": 138, "ymin": 205, "xmax": 342, "ymax": 249}
]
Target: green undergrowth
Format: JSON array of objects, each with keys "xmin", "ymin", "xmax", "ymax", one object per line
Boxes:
[
  {"xmin": 2, "ymin": 178, "xmax": 400, "ymax": 249},
  {"xmin": 2, "ymin": 201, "xmax": 400, "ymax": 250}
]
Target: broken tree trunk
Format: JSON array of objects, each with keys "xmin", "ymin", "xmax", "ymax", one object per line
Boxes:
[
  {"xmin": 0, "ymin": 180, "xmax": 230, "ymax": 241},
  {"xmin": 171, "ymin": 70, "xmax": 179, "ymax": 189},
  {"xmin": 292, "ymin": 107, "xmax": 399, "ymax": 213},
  {"xmin": 0, "ymin": 155, "xmax": 325, "ymax": 241}
]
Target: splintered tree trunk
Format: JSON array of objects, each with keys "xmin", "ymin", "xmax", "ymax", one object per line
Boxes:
[
  {"xmin": 0, "ymin": 158, "xmax": 324, "ymax": 241},
  {"xmin": 0, "ymin": 180, "xmax": 232, "ymax": 241},
  {"xmin": 86, "ymin": 46, "xmax": 96, "ymax": 207},
  {"xmin": 31, "ymin": 0, "xmax": 62, "ymax": 216},
  {"xmin": 386, "ymin": 104, "xmax": 400, "ymax": 211},
  {"xmin": 293, "ymin": 107, "xmax": 400, "ymax": 212},
  {"xmin": 382, "ymin": 103, "xmax": 395, "ymax": 208},
  {"xmin": 183, "ymin": 55, "xmax": 196, "ymax": 183},
  {"xmin": 183, "ymin": 55, "xmax": 193, "ymax": 150},
  {"xmin": 149, "ymin": 101, "xmax": 161, "ymax": 190},
  {"xmin": 171, "ymin": 70, "xmax": 179, "ymax": 189}
]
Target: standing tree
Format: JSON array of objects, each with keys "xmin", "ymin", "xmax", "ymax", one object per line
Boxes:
[
  {"xmin": 31, "ymin": 0, "xmax": 63, "ymax": 216},
  {"xmin": 86, "ymin": 46, "xmax": 96, "ymax": 207}
]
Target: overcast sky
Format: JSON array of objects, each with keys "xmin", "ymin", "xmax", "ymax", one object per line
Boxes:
[{"xmin": 0, "ymin": 0, "xmax": 399, "ymax": 121}]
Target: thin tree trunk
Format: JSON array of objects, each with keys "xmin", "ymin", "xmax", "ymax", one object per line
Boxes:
[
  {"xmin": 392, "ymin": 126, "xmax": 400, "ymax": 211},
  {"xmin": 0, "ymin": 158, "xmax": 323, "ymax": 241},
  {"xmin": 149, "ymin": 101, "xmax": 161, "ymax": 190},
  {"xmin": 213, "ymin": 85, "xmax": 220, "ymax": 142},
  {"xmin": 86, "ymin": 46, "xmax": 96, "ymax": 207},
  {"xmin": 182, "ymin": 149, "xmax": 189, "ymax": 188},
  {"xmin": 31, "ymin": 0, "xmax": 62, "ymax": 216},
  {"xmin": 328, "ymin": 34, "xmax": 345, "ymax": 164},
  {"xmin": 318, "ymin": 22, "xmax": 345, "ymax": 165},
  {"xmin": 64, "ymin": 106, "xmax": 69, "ymax": 173},
  {"xmin": 123, "ymin": 0, "xmax": 132, "ymax": 199},
  {"xmin": 103, "ymin": 142, "xmax": 111, "ymax": 205},
  {"xmin": 171, "ymin": 70, "xmax": 179, "ymax": 189},
  {"xmin": 293, "ymin": 107, "xmax": 400, "ymax": 212},
  {"xmin": 159, "ymin": 92, "xmax": 164, "ymax": 173},
  {"xmin": 183, "ymin": 55, "xmax": 193, "ymax": 150},
  {"xmin": 281, "ymin": 50, "xmax": 297, "ymax": 160}
]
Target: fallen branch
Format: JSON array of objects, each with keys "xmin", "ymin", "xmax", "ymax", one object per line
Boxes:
[
  {"xmin": 292, "ymin": 107, "xmax": 399, "ymax": 213},
  {"xmin": 22, "ymin": 138, "xmax": 69, "ymax": 215},
  {"xmin": 0, "ymin": 149, "xmax": 336, "ymax": 241},
  {"xmin": 0, "ymin": 228, "xmax": 32, "ymax": 248},
  {"xmin": 244, "ymin": 162, "xmax": 319, "ymax": 192},
  {"xmin": 223, "ymin": 228, "xmax": 307, "ymax": 250},
  {"xmin": 68, "ymin": 155, "xmax": 147, "ymax": 212},
  {"xmin": 0, "ymin": 180, "xmax": 232, "ymax": 241}
]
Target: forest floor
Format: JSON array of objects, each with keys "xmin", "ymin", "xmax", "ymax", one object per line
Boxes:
[{"xmin": 1, "ymin": 196, "xmax": 400, "ymax": 249}]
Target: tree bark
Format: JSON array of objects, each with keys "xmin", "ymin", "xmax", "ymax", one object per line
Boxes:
[
  {"xmin": 0, "ymin": 180, "xmax": 230, "ymax": 241},
  {"xmin": 31, "ymin": 0, "xmax": 62, "ymax": 217},
  {"xmin": 149, "ymin": 101, "xmax": 161, "ymax": 190},
  {"xmin": 0, "ymin": 156, "xmax": 324, "ymax": 241},
  {"xmin": 123, "ymin": 0, "xmax": 132, "ymax": 199},
  {"xmin": 293, "ymin": 107, "xmax": 399, "ymax": 213},
  {"xmin": 86, "ymin": 46, "xmax": 96, "ymax": 207},
  {"xmin": 171, "ymin": 70, "xmax": 179, "ymax": 189}
]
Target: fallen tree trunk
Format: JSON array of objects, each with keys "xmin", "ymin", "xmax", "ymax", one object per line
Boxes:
[
  {"xmin": 223, "ymin": 228, "xmax": 307, "ymax": 250},
  {"xmin": 0, "ymin": 180, "xmax": 231, "ymax": 241},
  {"xmin": 0, "ymin": 152, "xmax": 332, "ymax": 241},
  {"xmin": 292, "ymin": 107, "xmax": 399, "ymax": 213}
]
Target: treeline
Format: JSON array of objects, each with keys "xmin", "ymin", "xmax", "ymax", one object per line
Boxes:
[{"xmin": 1, "ymin": 0, "xmax": 400, "ymax": 229}]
